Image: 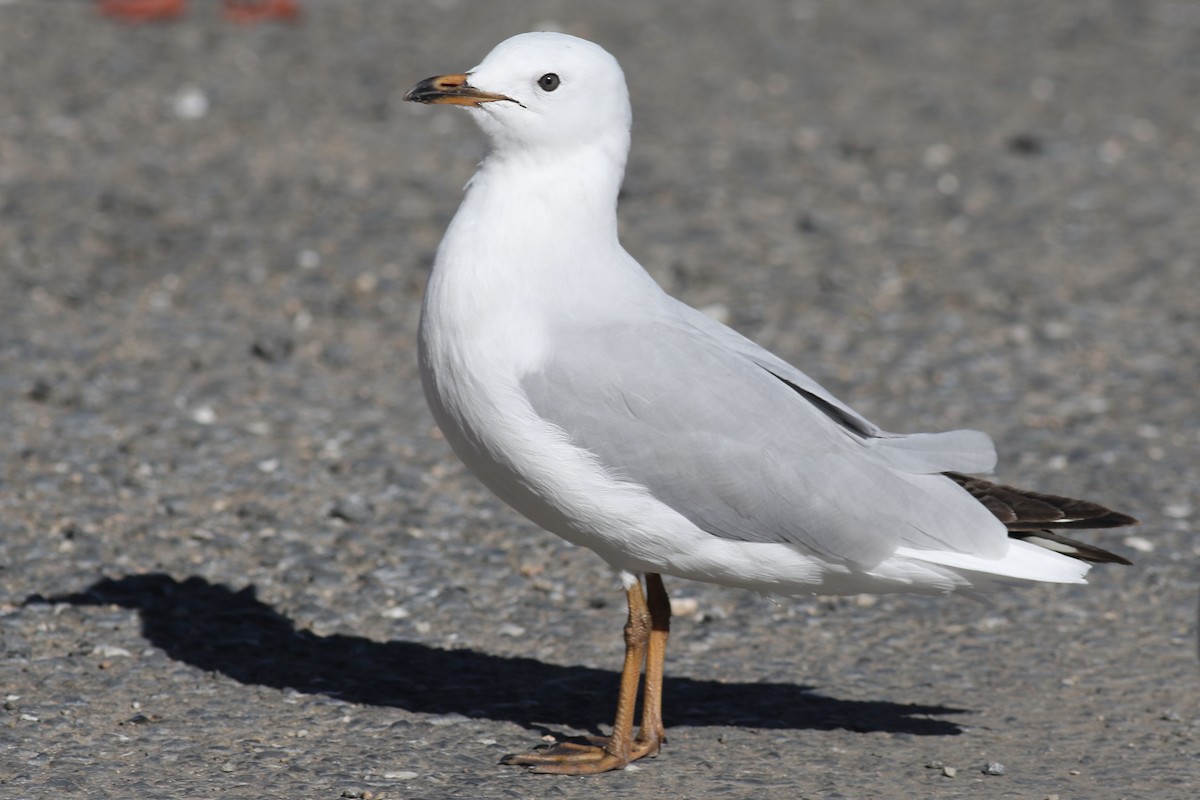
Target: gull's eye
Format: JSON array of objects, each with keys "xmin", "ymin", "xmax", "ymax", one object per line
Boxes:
[{"xmin": 537, "ymin": 73, "xmax": 560, "ymax": 92}]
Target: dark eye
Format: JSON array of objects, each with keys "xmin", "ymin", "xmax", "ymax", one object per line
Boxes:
[{"xmin": 537, "ymin": 73, "xmax": 560, "ymax": 92}]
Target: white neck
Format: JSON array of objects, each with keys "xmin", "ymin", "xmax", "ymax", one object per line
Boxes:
[
  {"xmin": 469, "ymin": 136, "xmax": 626, "ymax": 246},
  {"xmin": 425, "ymin": 127, "xmax": 664, "ymax": 342}
]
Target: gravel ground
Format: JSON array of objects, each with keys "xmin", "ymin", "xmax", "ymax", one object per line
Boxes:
[{"xmin": 2, "ymin": 1, "xmax": 1198, "ymax": 798}]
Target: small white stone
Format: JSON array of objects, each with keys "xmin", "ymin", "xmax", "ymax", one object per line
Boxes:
[
  {"xmin": 384, "ymin": 771, "xmax": 419, "ymax": 781},
  {"xmin": 297, "ymin": 249, "xmax": 322, "ymax": 270},
  {"xmin": 669, "ymin": 597, "xmax": 700, "ymax": 616},
  {"xmin": 92, "ymin": 644, "xmax": 132, "ymax": 658},
  {"xmin": 427, "ymin": 713, "xmax": 466, "ymax": 726},
  {"xmin": 1123, "ymin": 535, "xmax": 1155, "ymax": 553},
  {"xmin": 1045, "ymin": 454, "xmax": 1068, "ymax": 471},
  {"xmin": 1163, "ymin": 503, "xmax": 1192, "ymax": 519},
  {"xmin": 173, "ymin": 86, "xmax": 210, "ymax": 120}
]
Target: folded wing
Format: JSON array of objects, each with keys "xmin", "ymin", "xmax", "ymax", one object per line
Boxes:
[{"xmin": 521, "ymin": 319, "xmax": 1008, "ymax": 568}]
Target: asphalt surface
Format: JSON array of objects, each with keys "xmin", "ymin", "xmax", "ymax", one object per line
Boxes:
[{"xmin": 2, "ymin": 1, "xmax": 1198, "ymax": 798}]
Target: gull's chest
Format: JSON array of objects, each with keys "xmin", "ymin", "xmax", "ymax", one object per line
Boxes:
[
  {"xmin": 417, "ymin": 253, "xmax": 551, "ymax": 402},
  {"xmin": 416, "ymin": 255, "xmax": 622, "ymax": 542}
]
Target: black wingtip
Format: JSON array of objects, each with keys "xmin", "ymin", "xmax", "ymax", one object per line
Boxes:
[
  {"xmin": 1011, "ymin": 530, "xmax": 1134, "ymax": 565},
  {"xmin": 942, "ymin": 471, "xmax": 1137, "ymax": 565}
]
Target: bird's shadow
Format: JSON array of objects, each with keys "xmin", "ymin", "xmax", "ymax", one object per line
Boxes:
[{"xmin": 29, "ymin": 574, "xmax": 966, "ymax": 737}]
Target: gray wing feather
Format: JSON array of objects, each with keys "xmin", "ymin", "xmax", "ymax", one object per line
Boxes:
[
  {"xmin": 674, "ymin": 299, "xmax": 882, "ymax": 437},
  {"xmin": 675, "ymin": 300, "xmax": 997, "ymax": 474},
  {"xmin": 521, "ymin": 319, "xmax": 1006, "ymax": 567}
]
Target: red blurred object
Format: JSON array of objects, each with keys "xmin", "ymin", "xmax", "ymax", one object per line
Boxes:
[
  {"xmin": 99, "ymin": 0, "xmax": 186, "ymax": 22},
  {"xmin": 98, "ymin": 0, "xmax": 301, "ymax": 24},
  {"xmin": 223, "ymin": 0, "xmax": 301, "ymax": 23}
]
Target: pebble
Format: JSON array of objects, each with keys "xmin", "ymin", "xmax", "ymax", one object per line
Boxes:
[
  {"xmin": 297, "ymin": 249, "xmax": 322, "ymax": 270},
  {"xmin": 383, "ymin": 771, "xmax": 419, "ymax": 781},
  {"xmin": 669, "ymin": 597, "xmax": 699, "ymax": 616},
  {"xmin": 1123, "ymin": 536, "xmax": 1155, "ymax": 553},
  {"xmin": 91, "ymin": 645, "xmax": 132, "ymax": 658},
  {"xmin": 1163, "ymin": 503, "xmax": 1192, "ymax": 519},
  {"xmin": 236, "ymin": 501, "xmax": 278, "ymax": 523},
  {"xmin": 172, "ymin": 86, "xmax": 209, "ymax": 120},
  {"xmin": 251, "ymin": 332, "xmax": 296, "ymax": 363},
  {"xmin": 982, "ymin": 761, "xmax": 1006, "ymax": 775},
  {"xmin": 426, "ymin": 713, "xmax": 468, "ymax": 727},
  {"xmin": 329, "ymin": 495, "xmax": 375, "ymax": 523},
  {"xmin": 189, "ymin": 405, "xmax": 217, "ymax": 425}
]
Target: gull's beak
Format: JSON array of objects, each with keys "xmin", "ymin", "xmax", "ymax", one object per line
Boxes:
[{"xmin": 403, "ymin": 73, "xmax": 513, "ymax": 106}]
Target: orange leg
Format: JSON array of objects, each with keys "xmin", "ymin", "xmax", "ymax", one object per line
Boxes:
[
  {"xmin": 503, "ymin": 574, "xmax": 671, "ymax": 774},
  {"xmin": 633, "ymin": 573, "xmax": 671, "ymax": 758}
]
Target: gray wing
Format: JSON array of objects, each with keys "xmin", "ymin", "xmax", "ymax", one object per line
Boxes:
[
  {"xmin": 521, "ymin": 319, "xmax": 1005, "ymax": 567},
  {"xmin": 673, "ymin": 299, "xmax": 997, "ymax": 475}
]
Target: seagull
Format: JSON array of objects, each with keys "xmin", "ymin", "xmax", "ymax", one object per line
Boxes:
[{"xmin": 404, "ymin": 32, "xmax": 1136, "ymax": 774}]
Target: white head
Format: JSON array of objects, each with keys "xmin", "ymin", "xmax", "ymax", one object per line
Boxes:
[{"xmin": 405, "ymin": 32, "xmax": 632, "ymax": 162}]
